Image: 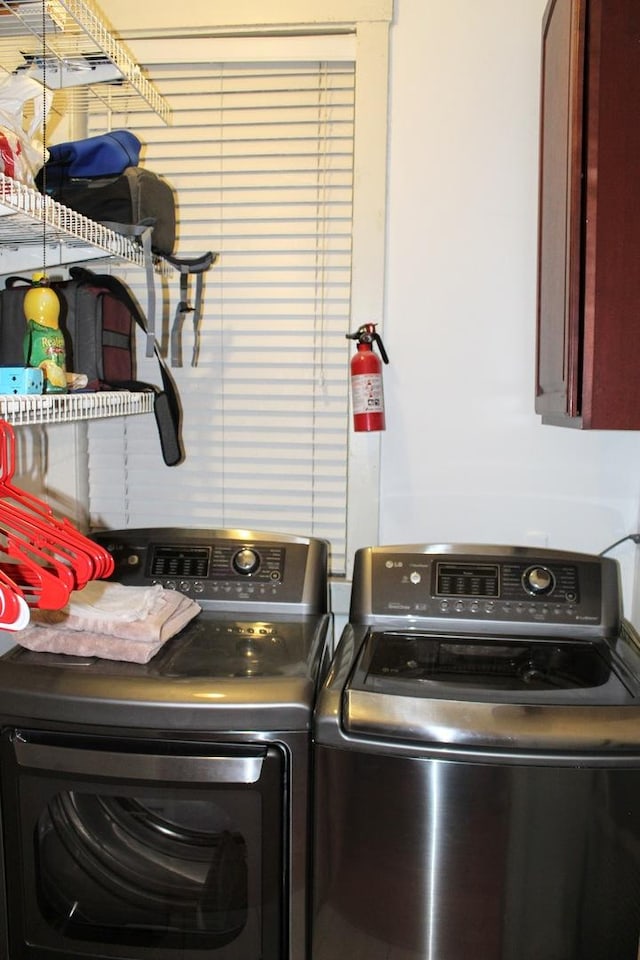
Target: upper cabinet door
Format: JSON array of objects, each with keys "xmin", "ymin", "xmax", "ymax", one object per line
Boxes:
[
  {"xmin": 536, "ymin": 0, "xmax": 640, "ymax": 429},
  {"xmin": 536, "ymin": 0, "xmax": 586, "ymax": 425}
]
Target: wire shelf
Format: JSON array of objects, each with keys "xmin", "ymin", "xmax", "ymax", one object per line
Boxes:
[
  {"xmin": 0, "ymin": 0, "xmax": 171, "ymax": 123},
  {"xmin": 0, "ymin": 172, "xmax": 148, "ymax": 268},
  {"xmin": 0, "ymin": 390, "xmax": 154, "ymax": 425}
]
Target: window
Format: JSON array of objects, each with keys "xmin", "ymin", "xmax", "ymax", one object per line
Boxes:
[{"xmin": 85, "ymin": 6, "xmax": 391, "ymax": 580}]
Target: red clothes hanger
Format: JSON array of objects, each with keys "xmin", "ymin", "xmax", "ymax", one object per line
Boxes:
[
  {"xmin": 0, "ymin": 420, "xmax": 114, "ymax": 580},
  {"xmin": 0, "ymin": 420, "xmax": 114, "ymax": 613}
]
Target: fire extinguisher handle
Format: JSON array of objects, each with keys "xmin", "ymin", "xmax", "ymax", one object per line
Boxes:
[
  {"xmin": 373, "ymin": 333, "xmax": 390, "ymax": 365},
  {"xmin": 345, "ymin": 323, "xmax": 389, "ymax": 364}
]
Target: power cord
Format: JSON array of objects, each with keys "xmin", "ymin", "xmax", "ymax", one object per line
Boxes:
[{"xmin": 599, "ymin": 534, "xmax": 640, "ymax": 556}]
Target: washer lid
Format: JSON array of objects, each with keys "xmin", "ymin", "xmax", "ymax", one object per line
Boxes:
[
  {"xmin": 342, "ymin": 628, "xmax": 640, "ymax": 751},
  {"xmin": 354, "ymin": 630, "xmax": 622, "ymax": 696}
]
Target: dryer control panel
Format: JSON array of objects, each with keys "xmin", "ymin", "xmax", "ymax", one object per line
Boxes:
[
  {"xmin": 91, "ymin": 527, "xmax": 329, "ymax": 615},
  {"xmin": 350, "ymin": 544, "xmax": 621, "ymax": 638}
]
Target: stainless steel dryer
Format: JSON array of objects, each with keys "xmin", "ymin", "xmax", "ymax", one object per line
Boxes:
[
  {"xmin": 312, "ymin": 544, "xmax": 640, "ymax": 960},
  {"xmin": 0, "ymin": 527, "xmax": 331, "ymax": 960}
]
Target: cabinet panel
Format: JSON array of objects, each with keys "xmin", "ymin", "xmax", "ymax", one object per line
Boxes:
[
  {"xmin": 536, "ymin": 0, "xmax": 584, "ymax": 423},
  {"xmin": 536, "ymin": 0, "xmax": 640, "ymax": 429}
]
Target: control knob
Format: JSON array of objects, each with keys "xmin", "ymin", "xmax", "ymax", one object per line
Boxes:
[
  {"xmin": 522, "ymin": 565, "xmax": 555, "ymax": 596},
  {"xmin": 233, "ymin": 547, "xmax": 260, "ymax": 575}
]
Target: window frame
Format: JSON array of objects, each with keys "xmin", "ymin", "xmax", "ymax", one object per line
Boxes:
[
  {"xmin": 123, "ymin": 4, "xmax": 391, "ymax": 582},
  {"xmin": 105, "ymin": 0, "xmax": 393, "ymax": 36}
]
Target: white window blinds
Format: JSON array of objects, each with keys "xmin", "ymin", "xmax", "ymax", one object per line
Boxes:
[{"xmin": 86, "ymin": 51, "xmax": 356, "ymax": 576}]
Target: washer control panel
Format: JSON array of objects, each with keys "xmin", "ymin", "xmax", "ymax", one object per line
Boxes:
[
  {"xmin": 432, "ymin": 560, "xmax": 578, "ymax": 605},
  {"xmin": 351, "ymin": 545, "xmax": 621, "ymax": 637}
]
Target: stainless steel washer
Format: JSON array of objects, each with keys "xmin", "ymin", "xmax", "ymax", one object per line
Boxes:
[
  {"xmin": 0, "ymin": 528, "xmax": 331, "ymax": 960},
  {"xmin": 312, "ymin": 544, "xmax": 640, "ymax": 960}
]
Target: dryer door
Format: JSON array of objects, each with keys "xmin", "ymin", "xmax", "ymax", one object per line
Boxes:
[{"xmin": 0, "ymin": 729, "xmax": 285, "ymax": 960}]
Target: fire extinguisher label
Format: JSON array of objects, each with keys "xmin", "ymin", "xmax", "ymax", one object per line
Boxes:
[{"xmin": 351, "ymin": 373, "xmax": 385, "ymax": 414}]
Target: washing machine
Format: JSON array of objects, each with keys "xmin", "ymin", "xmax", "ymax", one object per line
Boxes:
[{"xmin": 312, "ymin": 543, "xmax": 640, "ymax": 960}]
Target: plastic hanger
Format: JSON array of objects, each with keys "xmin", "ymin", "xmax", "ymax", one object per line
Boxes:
[
  {"xmin": 0, "ymin": 419, "xmax": 114, "ymax": 580},
  {"xmin": 0, "ymin": 535, "xmax": 74, "ymax": 610},
  {"xmin": 0, "ymin": 421, "xmax": 113, "ymax": 609},
  {"xmin": 0, "ymin": 568, "xmax": 29, "ymax": 630},
  {"xmin": 0, "ymin": 421, "xmax": 114, "ymax": 586},
  {"xmin": 0, "ymin": 503, "xmax": 94, "ymax": 590}
]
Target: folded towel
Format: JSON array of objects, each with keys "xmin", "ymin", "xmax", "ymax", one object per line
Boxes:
[
  {"xmin": 11, "ymin": 626, "xmax": 169, "ymax": 664},
  {"xmin": 9, "ymin": 584, "xmax": 201, "ymax": 663},
  {"xmin": 65, "ymin": 581, "xmax": 165, "ymax": 624},
  {"xmin": 32, "ymin": 585, "xmax": 198, "ymax": 643}
]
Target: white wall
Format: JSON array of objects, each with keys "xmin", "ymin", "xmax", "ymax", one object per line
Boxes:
[
  {"xmin": 34, "ymin": 0, "xmax": 640, "ymax": 623},
  {"xmin": 380, "ymin": 0, "xmax": 640, "ymax": 620}
]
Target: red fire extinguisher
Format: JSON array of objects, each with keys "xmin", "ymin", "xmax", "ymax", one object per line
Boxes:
[{"xmin": 346, "ymin": 323, "xmax": 390, "ymax": 432}]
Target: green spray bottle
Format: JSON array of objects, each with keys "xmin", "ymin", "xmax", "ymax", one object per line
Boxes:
[{"xmin": 23, "ymin": 273, "xmax": 67, "ymax": 394}]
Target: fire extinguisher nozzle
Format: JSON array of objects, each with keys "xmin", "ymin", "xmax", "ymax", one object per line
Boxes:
[{"xmin": 346, "ymin": 323, "xmax": 387, "ymax": 353}]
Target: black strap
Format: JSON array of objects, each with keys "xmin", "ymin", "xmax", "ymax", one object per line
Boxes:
[
  {"xmin": 69, "ymin": 265, "xmax": 184, "ymax": 466},
  {"xmin": 191, "ymin": 272, "xmax": 205, "ymax": 366},
  {"xmin": 107, "ymin": 380, "xmax": 182, "ymax": 467},
  {"xmin": 162, "ymin": 252, "xmax": 216, "ymax": 273},
  {"xmin": 167, "ymin": 251, "xmax": 217, "ymax": 368},
  {"xmin": 100, "ymin": 221, "xmax": 157, "ymax": 358},
  {"xmin": 5, "ymin": 275, "xmax": 32, "ymax": 289},
  {"xmin": 171, "ymin": 271, "xmax": 189, "ymax": 368}
]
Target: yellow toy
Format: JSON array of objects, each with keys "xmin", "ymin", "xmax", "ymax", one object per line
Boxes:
[{"xmin": 23, "ymin": 273, "xmax": 67, "ymax": 394}]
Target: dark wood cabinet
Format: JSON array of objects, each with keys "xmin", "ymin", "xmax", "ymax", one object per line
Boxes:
[{"xmin": 536, "ymin": 0, "xmax": 640, "ymax": 429}]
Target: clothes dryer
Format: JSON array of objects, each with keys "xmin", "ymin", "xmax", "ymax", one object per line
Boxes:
[{"xmin": 0, "ymin": 527, "xmax": 331, "ymax": 960}]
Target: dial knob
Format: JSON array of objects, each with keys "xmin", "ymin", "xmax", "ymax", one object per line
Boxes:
[
  {"xmin": 233, "ymin": 547, "xmax": 260, "ymax": 575},
  {"xmin": 522, "ymin": 565, "xmax": 555, "ymax": 596}
]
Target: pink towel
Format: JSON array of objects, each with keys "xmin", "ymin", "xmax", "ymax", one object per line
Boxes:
[{"xmin": 9, "ymin": 584, "xmax": 201, "ymax": 664}]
